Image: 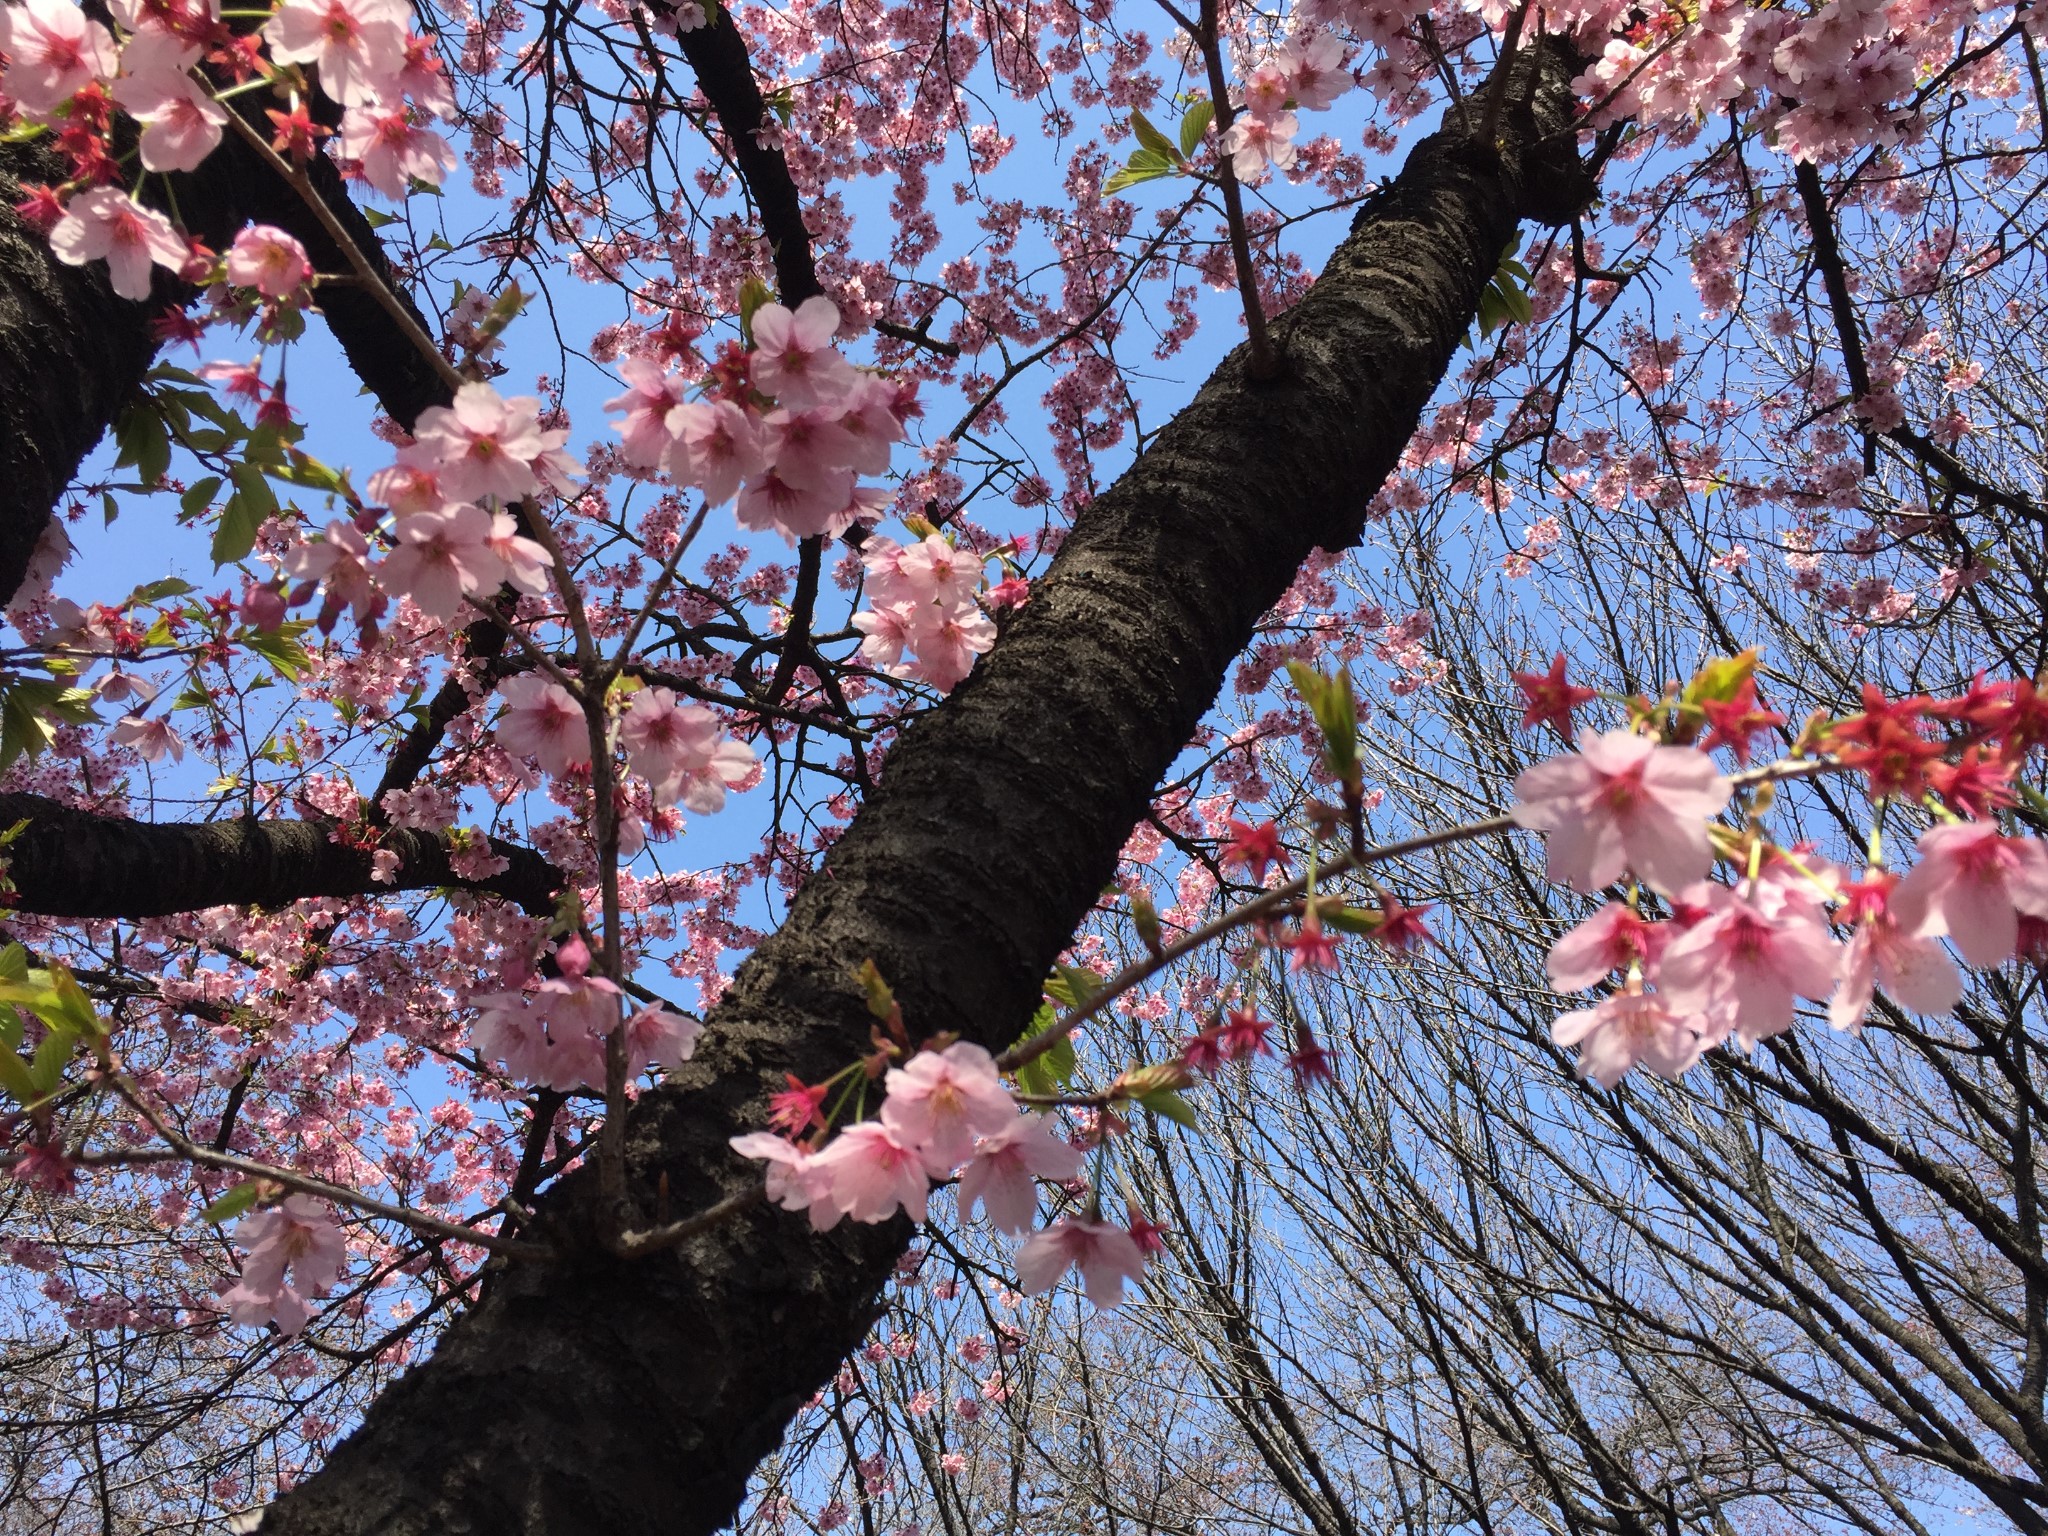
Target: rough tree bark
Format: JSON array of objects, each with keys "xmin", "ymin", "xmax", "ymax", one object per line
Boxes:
[{"xmin": 212, "ymin": 38, "xmax": 1595, "ymax": 1536}]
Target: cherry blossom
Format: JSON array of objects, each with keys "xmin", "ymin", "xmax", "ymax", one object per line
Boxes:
[
  {"xmin": 263, "ymin": 0, "xmax": 407, "ymax": 108},
  {"xmin": 110, "ymin": 55, "xmax": 228, "ymax": 174},
  {"xmin": 880, "ymin": 1042, "xmax": 1017, "ymax": 1172},
  {"xmin": 1511, "ymin": 729, "xmax": 1730, "ymax": 895},
  {"xmin": 494, "ymin": 675, "xmax": 591, "ymax": 778},
  {"xmin": 1219, "ymin": 112, "xmax": 1299, "ymax": 182},
  {"xmin": 730, "ymin": 1133, "xmax": 835, "ymax": 1227},
  {"xmin": 619, "ymin": 687, "xmax": 756, "ymax": 813},
  {"xmin": 1829, "ymin": 872, "xmax": 1963, "ymax": 1033},
  {"xmin": 223, "ymin": 1196, "xmax": 346, "ymax": 1336},
  {"xmin": 956, "ymin": 1117, "xmax": 1084, "ymax": 1234},
  {"xmin": 1658, "ymin": 881, "xmax": 1842, "ymax": 1051},
  {"xmin": 1551, "ymin": 990, "xmax": 1708, "ymax": 1088},
  {"xmin": 751, "ymin": 296, "xmax": 856, "ymax": 410},
  {"xmin": 0, "ymin": 0, "xmax": 116, "ymax": 114},
  {"xmin": 224, "ymin": 225, "xmax": 313, "ymax": 300},
  {"xmin": 1016, "ymin": 1217, "xmax": 1149, "ymax": 1310},
  {"xmin": 377, "ymin": 502, "xmax": 508, "ymax": 622},
  {"xmin": 410, "ymin": 384, "xmax": 553, "ymax": 505},
  {"xmin": 1890, "ymin": 824, "xmax": 2048, "ymax": 970},
  {"xmin": 46, "ymin": 189, "xmax": 187, "ymax": 302},
  {"xmin": 808, "ymin": 1122, "xmax": 932, "ymax": 1225},
  {"xmin": 338, "ymin": 105, "xmax": 457, "ymax": 199}
]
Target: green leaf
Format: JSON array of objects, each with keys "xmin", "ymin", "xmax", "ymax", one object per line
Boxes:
[
  {"xmin": 114, "ymin": 397, "xmax": 172, "ymax": 488},
  {"xmin": 1320, "ymin": 904, "xmax": 1386, "ymax": 936},
  {"xmin": 128, "ymin": 577, "xmax": 196, "ymax": 606},
  {"xmin": 26, "ymin": 1021, "xmax": 77, "ymax": 1095},
  {"xmin": 46, "ymin": 965, "xmax": 101, "ymax": 1038},
  {"xmin": 200, "ymin": 1182, "xmax": 264, "ymax": 1225},
  {"xmin": 0, "ymin": 943, "xmax": 31, "ymax": 986},
  {"xmin": 1045, "ymin": 964, "xmax": 1103, "ymax": 1010},
  {"xmin": 0, "ymin": 680, "xmax": 98, "ymax": 773},
  {"xmin": 1178, "ymin": 98, "xmax": 1214, "ymax": 157},
  {"xmin": 1011, "ymin": 1002, "xmax": 1077, "ymax": 1099},
  {"xmin": 1129, "ymin": 108, "xmax": 1181, "ymax": 162},
  {"xmin": 214, "ymin": 464, "xmax": 278, "ymax": 566},
  {"xmin": 1286, "ymin": 663, "xmax": 1358, "ymax": 784},
  {"xmin": 275, "ymin": 452, "xmax": 345, "ymax": 494},
  {"xmin": 101, "ymin": 492, "xmax": 119, "ymax": 528},
  {"xmin": 0, "ymin": 1045, "xmax": 36, "ymax": 1105},
  {"xmin": 242, "ymin": 626, "xmax": 314, "ymax": 683},
  {"xmin": 362, "ymin": 208, "xmax": 399, "ymax": 228},
  {"xmin": 1137, "ymin": 1087, "xmax": 1198, "ymax": 1129},
  {"xmin": 1103, "ymin": 148, "xmax": 1176, "ymax": 195},
  {"xmin": 737, "ymin": 274, "xmax": 776, "ymax": 344}
]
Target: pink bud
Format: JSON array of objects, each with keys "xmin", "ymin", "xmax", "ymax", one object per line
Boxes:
[
  {"xmin": 555, "ymin": 934, "xmax": 591, "ymax": 978},
  {"xmin": 241, "ymin": 583, "xmax": 287, "ymax": 632}
]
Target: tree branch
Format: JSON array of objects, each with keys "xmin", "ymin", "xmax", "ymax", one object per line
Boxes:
[{"xmin": 0, "ymin": 793, "xmax": 561, "ymax": 918}]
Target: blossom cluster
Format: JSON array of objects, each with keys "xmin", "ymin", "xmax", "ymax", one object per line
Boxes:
[
  {"xmin": 1513, "ymin": 680, "xmax": 2048, "ymax": 1088},
  {"xmin": 472, "ymin": 933, "xmax": 700, "ymax": 1092},
  {"xmin": 1217, "ymin": 28, "xmax": 1352, "ymax": 183},
  {"xmin": 852, "ymin": 534, "xmax": 999, "ymax": 693},
  {"xmin": 4, "ymin": 0, "xmax": 456, "ymax": 302},
  {"xmin": 733, "ymin": 1042, "xmax": 1150, "ymax": 1310},
  {"xmin": 604, "ymin": 296, "xmax": 917, "ymax": 546}
]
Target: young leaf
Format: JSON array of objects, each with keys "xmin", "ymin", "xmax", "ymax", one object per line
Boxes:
[
  {"xmin": 114, "ymin": 397, "xmax": 172, "ymax": 488},
  {"xmin": 1011, "ymin": 1003, "xmax": 1078, "ymax": 1098},
  {"xmin": 1129, "ymin": 109, "xmax": 1182, "ymax": 163},
  {"xmin": 201, "ymin": 1182, "xmax": 265, "ymax": 1225},
  {"xmin": 1137, "ymin": 1087, "xmax": 1198, "ymax": 1129},
  {"xmin": 1178, "ymin": 98, "xmax": 1214, "ymax": 156}
]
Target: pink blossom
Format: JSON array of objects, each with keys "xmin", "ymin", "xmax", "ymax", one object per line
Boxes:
[
  {"xmin": 224, "ymin": 1195, "xmax": 345, "ymax": 1337},
  {"xmin": 1830, "ymin": 873, "xmax": 1963, "ymax": 1033},
  {"xmin": 751, "ymin": 295, "xmax": 856, "ymax": 409},
  {"xmin": 1280, "ymin": 29, "xmax": 1351, "ymax": 111},
  {"xmin": 264, "ymin": 0, "xmax": 407, "ymax": 107},
  {"xmin": 619, "ymin": 686, "xmax": 757, "ymax": 812},
  {"xmin": 1218, "ymin": 112, "xmax": 1298, "ymax": 182},
  {"xmin": 730, "ymin": 1132, "xmax": 834, "ymax": 1228},
  {"xmin": 1551, "ymin": 990, "xmax": 1707, "ymax": 1088},
  {"xmin": 339, "ymin": 105, "xmax": 456, "ymax": 199},
  {"xmin": 956, "ymin": 1115, "xmax": 1083, "ymax": 1234},
  {"xmin": 1546, "ymin": 902, "xmax": 1664, "ymax": 991},
  {"xmin": 111, "ymin": 714, "xmax": 184, "ymax": 763},
  {"xmin": 410, "ymin": 383, "xmax": 549, "ymax": 504},
  {"xmin": 1890, "ymin": 822, "xmax": 2048, "ymax": 969},
  {"xmin": 673, "ymin": 399, "xmax": 766, "ymax": 504},
  {"xmin": 906, "ymin": 602, "xmax": 997, "ymax": 692},
  {"xmin": 809, "ymin": 1121, "xmax": 932, "ymax": 1224},
  {"xmin": 283, "ymin": 519, "xmax": 380, "ymax": 629},
  {"xmin": 1511, "ymin": 729, "xmax": 1730, "ymax": 895},
  {"xmin": 1016, "ymin": 1217, "xmax": 1148, "ymax": 1310},
  {"xmin": 47, "ymin": 188, "xmax": 187, "ymax": 302},
  {"xmin": 1658, "ymin": 881, "xmax": 1842, "ymax": 1050},
  {"xmin": 111, "ymin": 55, "xmax": 228, "ymax": 173},
  {"xmin": 604, "ymin": 357, "xmax": 691, "ymax": 472},
  {"xmin": 494, "ymin": 674, "xmax": 590, "ymax": 778},
  {"xmin": 378, "ymin": 502, "xmax": 506, "ymax": 621},
  {"xmin": 224, "ymin": 225, "xmax": 313, "ymax": 299},
  {"xmin": 622, "ymin": 1003, "xmax": 701, "ymax": 1073},
  {"xmin": 881, "ymin": 1042, "xmax": 1017, "ymax": 1172},
  {"xmin": 0, "ymin": 0, "xmax": 116, "ymax": 114}
]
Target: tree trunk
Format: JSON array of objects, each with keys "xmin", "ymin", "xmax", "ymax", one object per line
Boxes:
[{"xmin": 244, "ymin": 39, "xmax": 1594, "ymax": 1536}]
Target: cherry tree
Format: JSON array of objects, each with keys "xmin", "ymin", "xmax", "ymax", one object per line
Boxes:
[{"xmin": 0, "ymin": 0, "xmax": 2040, "ymax": 1526}]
